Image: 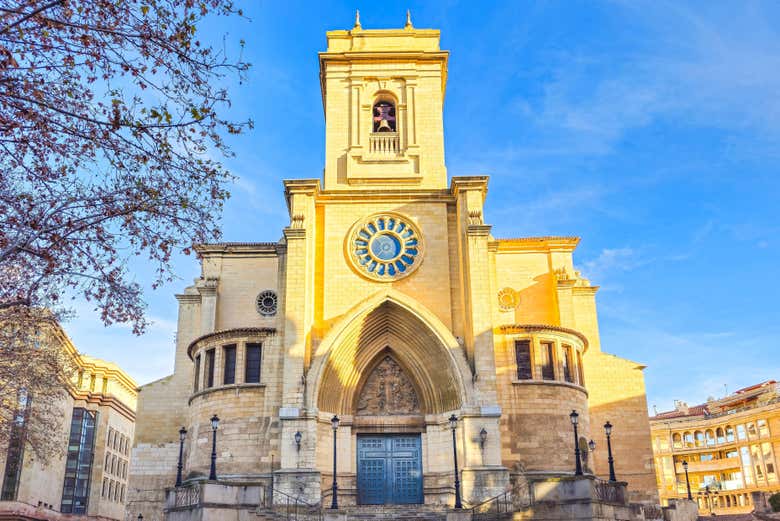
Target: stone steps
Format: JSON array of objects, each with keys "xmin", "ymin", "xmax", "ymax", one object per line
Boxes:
[{"xmin": 254, "ymin": 505, "xmax": 452, "ymax": 521}]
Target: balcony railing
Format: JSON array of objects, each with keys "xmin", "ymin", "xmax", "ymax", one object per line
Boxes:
[
  {"xmin": 368, "ymin": 132, "xmax": 400, "ymax": 156},
  {"xmin": 675, "ymin": 457, "xmax": 741, "ymax": 473}
]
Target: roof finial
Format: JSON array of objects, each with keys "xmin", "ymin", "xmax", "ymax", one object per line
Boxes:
[
  {"xmin": 405, "ymin": 9, "xmax": 413, "ymax": 29},
  {"xmin": 354, "ymin": 9, "xmax": 362, "ymax": 30}
]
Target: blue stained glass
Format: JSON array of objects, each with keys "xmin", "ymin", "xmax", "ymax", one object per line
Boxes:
[
  {"xmin": 368, "ymin": 223, "xmax": 377, "ymax": 233},
  {"xmin": 405, "ymin": 248, "xmax": 418, "ymax": 256},
  {"xmin": 401, "ymin": 255, "xmax": 414, "ymax": 264},
  {"xmin": 371, "ymin": 233, "xmax": 401, "ymax": 261},
  {"xmin": 378, "ymin": 264, "xmax": 385, "ymax": 275},
  {"xmin": 388, "ymin": 264, "xmax": 396, "ymax": 276},
  {"xmin": 359, "ymin": 230, "xmax": 371, "ymax": 240},
  {"xmin": 396, "ymin": 261, "xmax": 406, "ymax": 271},
  {"xmin": 368, "ymin": 261, "xmax": 377, "ymax": 272},
  {"xmin": 388, "ymin": 218, "xmax": 396, "ymax": 230},
  {"xmin": 378, "ymin": 218, "xmax": 385, "ymax": 230},
  {"xmin": 405, "ymin": 239, "xmax": 417, "ymax": 246}
]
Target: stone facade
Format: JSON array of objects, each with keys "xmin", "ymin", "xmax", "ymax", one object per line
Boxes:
[
  {"xmin": 0, "ymin": 326, "xmax": 137, "ymax": 520},
  {"xmin": 128, "ymin": 18, "xmax": 659, "ymax": 520}
]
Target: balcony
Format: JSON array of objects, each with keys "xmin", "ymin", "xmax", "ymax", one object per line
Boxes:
[
  {"xmin": 676, "ymin": 457, "xmax": 741, "ymax": 473},
  {"xmin": 369, "ymin": 132, "xmax": 400, "ymax": 157}
]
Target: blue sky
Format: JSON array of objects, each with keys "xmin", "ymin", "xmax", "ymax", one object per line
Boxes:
[{"xmin": 63, "ymin": 1, "xmax": 780, "ymax": 414}]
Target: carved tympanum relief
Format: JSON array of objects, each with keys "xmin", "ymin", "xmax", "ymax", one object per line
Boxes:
[{"xmin": 356, "ymin": 355, "xmax": 420, "ymax": 415}]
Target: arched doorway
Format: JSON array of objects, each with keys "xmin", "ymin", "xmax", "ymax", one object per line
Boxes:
[{"xmin": 307, "ymin": 291, "xmax": 473, "ymax": 505}]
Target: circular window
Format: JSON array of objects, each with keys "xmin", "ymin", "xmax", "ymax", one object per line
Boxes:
[
  {"xmin": 256, "ymin": 290, "xmax": 278, "ymax": 316},
  {"xmin": 346, "ymin": 212, "xmax": 424, "ymax": 282},
  {"xmin": 497, "ymin": 287, "xmax": 519, "ymax": 311}
]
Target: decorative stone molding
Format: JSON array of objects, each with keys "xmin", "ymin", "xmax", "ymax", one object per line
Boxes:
[
  {"xmin": 187, "ymin": 327, "xmax": 276, "ymax": 359},
  {"xmin": 497, "ymin": 287, "xmax": 519, "ymax": 312},
  {"xmin": 499, "ymin": 323, "xmax": 589, "ymax": 350}
]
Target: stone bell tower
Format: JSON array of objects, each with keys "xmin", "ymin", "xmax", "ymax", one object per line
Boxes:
[{"xmin": 319, "ymin": 11, "xmax": 449, "ymax": 190}]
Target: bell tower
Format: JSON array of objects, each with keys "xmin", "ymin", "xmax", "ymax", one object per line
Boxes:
[{"xmin": 319, "ymin": 13, "xmax": 449, "ymax": 190}]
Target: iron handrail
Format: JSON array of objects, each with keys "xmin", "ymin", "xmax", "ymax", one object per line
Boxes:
[{"xmin": 469, "ymin": 490, "xmax": 512, "ymax": 519}]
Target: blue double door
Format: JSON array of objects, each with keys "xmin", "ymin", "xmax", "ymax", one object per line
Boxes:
[{"xmin": 357, "ymin": 434, "xmax": 423, "ymax": 505}]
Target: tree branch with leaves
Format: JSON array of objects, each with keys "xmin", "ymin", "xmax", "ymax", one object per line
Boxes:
[{"xmin": 0, "ymin": 0, "xmax": 251, "ymax": 457}]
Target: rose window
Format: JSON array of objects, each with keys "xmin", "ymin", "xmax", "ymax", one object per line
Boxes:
[
  {"xmin": 256, "ymin": 290, "xmax": 278, "ymax": 316},
  {"xmin": 347, "ymin": 213, "xmax": 424, "ymax": 281}
]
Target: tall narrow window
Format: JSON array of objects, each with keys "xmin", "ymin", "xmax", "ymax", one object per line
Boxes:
[
  {"xmin": 514, "ymin": 340, "xmax": 532, "ymax": 380},
  {"xmin": 205, "ymin": 349, "xmax": 215, "ymax": 388},
  {"xmin": 576, "ymin": 351, "xmax": 585, "ymax": 385},
  {"xmin": 223, "ymin": 344, "xmax": 237, "ymax": 385},
  {"xmin": 539, "ymin": 342, "xmax": 555, "ymax": 380},
  {"xmin": 245, "ymin": 343, "xmax": 262, "ymax": 383},
  {"xmin": 61, "ymin": 408, "xmax": 97, "ymax": 514},
  {"xmin": 1, "ymin": 391, "xmax": 31, "ymax": 501},
  {"xmin": 193, "ymin": 354, "xmax": 201, "ymax": 392},
  {"xmin": 561, "ymin": 345, "xmax": 574, "ymax": 383}
]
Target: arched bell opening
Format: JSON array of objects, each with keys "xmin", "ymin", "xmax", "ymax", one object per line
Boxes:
[{"xmin": 372, "ymin": 95, "xmax": 397, "ymax": 133}]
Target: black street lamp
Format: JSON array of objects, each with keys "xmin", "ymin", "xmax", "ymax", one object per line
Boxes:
[
  {"xmin": 330, "ymin": 415, "xmax": 340, "ymax": 510},
  {"xmin": 604, "ymin": 421, "xmax": 617, "ymax": 482},
  {"xmin": 570, "ymin": 410, "xmax": 583, "ymax": 476},
  {"xmin": 294, "ymin": 431, "xmax": 302, "ymax": 452},
  {"xmin": 176, "ymin": 426, "xmax": 187, "ymax": 487},
  {"xmin": 209, "ymin": 414, "xmax": 219, "ymax": 481},
  {"xmin": 137, "ymin": 515, "xmax": 143, "ymax": 521},
  {"xmin": 682, "ymin": 460, "xmax": 692, "ymax": 500},
  {"xmin": 449, "ymin": 414, "xmax": 463, "ymax": 509}
]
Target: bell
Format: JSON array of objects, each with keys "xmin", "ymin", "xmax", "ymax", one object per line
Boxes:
[{"xmin": 377, "ymin": 119, "xmax": 393, "ymax": 132}]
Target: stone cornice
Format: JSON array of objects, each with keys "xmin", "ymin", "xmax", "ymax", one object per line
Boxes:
[
  {"xmin": 498, "ymin": 323, "xmax": 589, "ymax": 350},
  {"xmin": 187, "ymin": 327, "xmax": 277, "ymax": 359},
  {"xmin": 450, "ymin": 176, "xmax": 489, "ymax": 198},
  {"xmin": 491, "ymin": 236, "xmax": 580, "ymax": 253},
  {"xmin": 195, "ymin": 242, "xmax": 280, "ymax": 257},
  {"xmin": 71, "ymin": 390, "xmax": 136, "ymax": 422}
]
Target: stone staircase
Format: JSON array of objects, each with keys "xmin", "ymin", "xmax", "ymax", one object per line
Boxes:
[{"xmin": 253, "ymin": 504, "xmax": 451, "ymax": 521}]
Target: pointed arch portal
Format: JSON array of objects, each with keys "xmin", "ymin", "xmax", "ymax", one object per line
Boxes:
[{"xmin": 308, "ymin": 290, "xmax": 471, "ymax": 415}]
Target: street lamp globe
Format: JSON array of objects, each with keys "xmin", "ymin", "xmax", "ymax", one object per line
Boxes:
[
  {"xmin": 211, "ymin": 414, "xmax": 220, "ymax": 431},
  {"xmin": 588, "ymin": 439, "xmax": 596, "ymax": 452},
  {"xmin": 331, "ymin": 415, "xmax": 340, "ymax": 431},
  {"xmin": 569, "ymin": 410, "xmax": 579, "ymax": 425},
  {"xmin": 179, "ymin": 426, "xmax": 187, "ymax": 442},
  {"xmin": 449, "ymin": 414, "xmax": 458, "ymax": 430},
  {"xmin": 604, "ymin": 421, "xmax": 613, "ymax": 436}
]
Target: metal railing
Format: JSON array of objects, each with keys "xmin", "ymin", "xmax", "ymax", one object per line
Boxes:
[
  {"xmin": 266, "ymin": 488, "xmax": 323, "ymax": 521},
  {"xmin": 469, "ymin": 491, "xmax": 513, "ymax": 521}
]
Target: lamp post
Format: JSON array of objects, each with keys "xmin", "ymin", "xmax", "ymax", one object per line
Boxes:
[
  {"xmin": 588, "ymin": 439, "xmax": 596, "ymax": 453},
  {"xmin": 479, "ymin": 428, "xmax": 488, "ymax": 450},
  {"xmin": 209, "ymin": 414, "xmax": 219, "ymax": 481},
  {"xmin": 449, "ymin": 414, "xmax": 463, "ymax": 509},
  {"xmin": 604, "ymin": 421, "xmax": 617, "ymax": 482},
  {"xmin": 330, "ymin": 415, "xmax": 339, "ymax": 510},
  {"xmin": 682, "ymin": 461, "xmax": 692, "ymax": 500},
  {"xmin": 176, "ymin": 426, "xmax": 187, "ymax": 487},
  {"xmin": 570, "ymin": 410, "xmax": 583, "ymax": 476},
  {"xmin": 294, "ymin": 431, "xmax": 302, "ymax": 452}
]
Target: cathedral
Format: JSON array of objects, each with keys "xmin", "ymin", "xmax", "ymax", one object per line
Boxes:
[{"xmin": 128, "ymin": 16, "xmax": 660, "ymax": 520}]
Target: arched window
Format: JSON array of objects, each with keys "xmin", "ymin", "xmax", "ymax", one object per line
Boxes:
[
  {"xmin": 373, "ymin": 99, "xmax": 396, "ymax": 132},
  {"xmin": 672, "ymin": 432, "xmax": 682, "ymax": 449},
  {"xmin": 716, "ymin": 427, "xmax": 725, "ymax": 444},
  {"xmin": 725, "ymin": 425, "xmax": 735, "ymax": 442},
  {"xmin": 705, "ymin": 429, "xmax": 715, "ymax": 446},
  {"xmin": 694, "ymin": 430, "xmax": 705, "ymax": 447},
  {"xmin": 684, "ymin": 431, "xmax": 694, "ymax": 448}
]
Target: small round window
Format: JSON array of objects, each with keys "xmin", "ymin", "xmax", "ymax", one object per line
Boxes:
[{"xmin": 256, "ymin": 290, "xmax": 278, "ymax": 316}]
